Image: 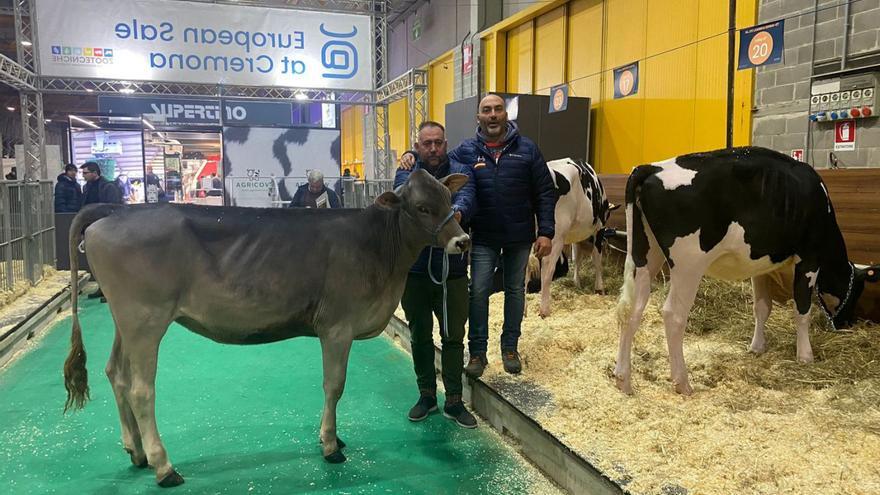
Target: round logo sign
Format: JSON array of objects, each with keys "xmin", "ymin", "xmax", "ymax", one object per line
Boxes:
[
  {"xmin": 748, "ymin": 31, "xmax": 774, "ymax": 66},
  {"xmin": 552, "ymin": 88, "xmax": 565, "ymax": 111},
  {"xmin": 618, "ymin": 70, "xmax": 635, "ymax": 97}
]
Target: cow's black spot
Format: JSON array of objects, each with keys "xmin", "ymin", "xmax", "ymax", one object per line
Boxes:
[
  {"xmin": 223, "ymin": 127, "xmax": 250, "ymax": 144},
  {"xmin": 554, "ymin": 171, "xmax": 571, "ymax": 196}
]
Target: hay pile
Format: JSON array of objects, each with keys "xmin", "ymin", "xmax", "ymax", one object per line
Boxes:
[{"xmin": 480, "ymin": 254, "xmax": 880, "ymax": 495}]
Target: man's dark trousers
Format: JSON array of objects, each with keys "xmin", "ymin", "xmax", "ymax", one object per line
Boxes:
[{"xmin": 401, "ymin": 274, "xmax": 468, "ymax": 397}]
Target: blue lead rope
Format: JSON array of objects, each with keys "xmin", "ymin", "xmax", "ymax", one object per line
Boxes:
[{"xmin": 427, "ymin": 210, "xmax": 456, "ymax": 339}]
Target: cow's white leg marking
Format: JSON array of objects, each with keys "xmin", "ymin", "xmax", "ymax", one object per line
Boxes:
[
  {"xmin": 319, "ymin": 334, "xmax": 353, "ymax": 462},
  {"xmin": 105, "ymin": 329, "xmax": 146, "ymax": 467},
  {"xmin": 794, "ymin": 309, "xmax": 813, "ymax": 363},
  {"xmin": 538, "ymin": 238, "xmax": 566, "ymax": 318},
  {"xmin": 615, "ymin": 248, "xmax": 664, "ymax": 395},
  {"xmin": 663, "ymin": 265, "xmax": 704, "ymax": 396},
  {"xmin": 750, "ymin": 274, "xmax": 772, "ymax": 355},
  {"xmin": 592, "ymin": 243, "xmax": 604, "ymax": 294}
]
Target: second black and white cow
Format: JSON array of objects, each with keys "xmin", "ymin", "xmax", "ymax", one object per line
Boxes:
[
  {"xmin": 534, "ymin": 158, "xmax": 618, "ymax": 317},
  {"xmin": 615, "ymin": 147, "xmax": 879, "ymax": 395}
]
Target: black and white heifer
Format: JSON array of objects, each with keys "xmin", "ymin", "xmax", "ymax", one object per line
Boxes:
[
  {"xmin": 534, "ymin": 158, "xmax": 618, "ymax": 317},
  {"xmin": 615, "ymin": 147, "xmax": 879, "ymax": 395}
]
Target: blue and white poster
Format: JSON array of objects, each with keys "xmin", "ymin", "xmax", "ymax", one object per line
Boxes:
[
  {"xmin": 738, "ymin": 20, "xmax": 785, "ymax": 70},
  {"xmin": 613, "ymin": 62, "xmax": 639, "ymax": 99}
]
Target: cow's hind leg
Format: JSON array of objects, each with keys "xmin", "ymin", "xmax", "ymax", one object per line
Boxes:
[
  {"xmin": 319, "ymin": 335, "xmax": 353, "ymax": 463},
  {"xmin": 105, "ymin": 330, "xmax": 147, "ymax": 467},
  {"xmin": 538, "ymin": 238, "xmax": 565, "ymax": 317},
  {"xmin": 749, "ymin": 274, "xmax": 772, "ymax": 354},
  {"xmin": 793, "ymin": 261, "xmax": 819, "ymax": 363},
  {"xmin": 663, "ymin": 265, "xmax": 706, "ymax": 396},
  {"xmin": 117, "ymin": 314, "xmax": 182, "ymax": 487}
]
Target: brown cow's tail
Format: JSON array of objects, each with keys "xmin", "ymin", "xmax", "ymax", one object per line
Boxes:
[{"xmin": 63, "ymin": 203, "xmax": 124, "ymax": 412}]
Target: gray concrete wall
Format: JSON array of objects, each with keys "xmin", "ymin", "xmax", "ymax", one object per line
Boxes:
[
  {"xmin": 752, "ymin": 0, "xmax": 880, "ymax": 168},
  {"xmin": 387, "ymin": 0, "xmax": 472, "ymax": 79}
]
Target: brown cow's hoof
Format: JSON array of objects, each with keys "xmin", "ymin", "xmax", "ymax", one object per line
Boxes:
[
  {"xmin": 157, "ymin": 469, "xmax": 185, "ymax": 488},
  {"xmin": 125, "ymin": 448, "xmax": 148, "ymax": 468},
  {"xmin": 324, "ymin": 450, "xmax": 347, "ymax": 463}
]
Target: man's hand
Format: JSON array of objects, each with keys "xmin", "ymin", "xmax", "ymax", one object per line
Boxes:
[
  {"xmin": 398, "ymin": 152, "xmax": 416, "ymax": 170},
  {"xmin": 454, "ymin": 211, "xmax": 462, "ymax": 223},
  {"xmin": 533, "ymin": 236, "xmax": 552, "ymax": 259}
]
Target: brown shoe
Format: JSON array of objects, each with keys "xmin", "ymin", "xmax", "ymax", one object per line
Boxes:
[
  {"xmin": 464, "ymin": 354, "xmax": 487, "ymax": 377},
  {"xmin": 502, "ymin": 350, "xmax": 522, "ymax": 374}
]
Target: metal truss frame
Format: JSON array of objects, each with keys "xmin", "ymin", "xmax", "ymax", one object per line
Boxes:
[
  {"xmin": 13, "ymin": 0, "xmax": 45, "ymax": 182},
  {"xmin": 371, "ymin": 69, "xmax": 427, "ymax": 179}
]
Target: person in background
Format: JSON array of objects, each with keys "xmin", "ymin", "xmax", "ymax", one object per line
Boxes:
[
  {"xmin": 290, "ymin": 170, "xmax": 341, "ymax": 208},
  {"xmin": 334, "ymin": 168, "xmax": 353, "ymax": 207},
  {"xmin": 81, "ymin": 161, "xmax": 123, "ymax": 206},
  {"xmin": 54, "ymin": 164, "xmax": 82, "ymax": 213}
]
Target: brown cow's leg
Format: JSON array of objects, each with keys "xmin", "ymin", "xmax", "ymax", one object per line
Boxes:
[
  {"xmin": 319, "ymin": 335, "xmax": 353, "ymax": 463},
  {"xmin": 120, "ymin": 318, "xmax": 181, "ymax": 487},
  {"xmin": 105, "ymin": 329, "xmax": 147, "ymax": 467}
]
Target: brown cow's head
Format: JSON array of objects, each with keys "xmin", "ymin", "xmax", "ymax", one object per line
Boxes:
[{"xmin": 375, "ymin": 169, "xmax": 471, "ymax": 254}]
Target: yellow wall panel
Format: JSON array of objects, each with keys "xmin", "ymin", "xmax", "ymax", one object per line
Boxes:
[
  {"xmin": 598, "ymin": 68, "xmax": 645, "ymax": 173},
  {"xmin": 429, "ymin": 54, "xmax": 454, "ymax": 126},
  {"xmin": 646, "ymin": 0, "xmax": 697, "ymax": 57},
  {"xmin": 340, "ymin": 106, "xmax": 364, "ymax": 178},
  {"xmin": 694, "ymin": 35, "xmax": 728, "ymax": 152},
  {"xmin": 642, "ymin": 47, "xmax": 697, "ymax": 163},
  {"xmin": 535, "ymin": 6, "xmax": 566, "ymax": 94},
  {"xmin": 604, "ymin": 0, "xmax": 646, "ymax": 68},
  {"xmin": 698, "ymin": 0, "xmax": 728, "ymax": 39},
  {"xmin": 506, "ymin": 22, "xmax": 534, "ymax": 93},
  {"xmin": 567, "ymin": 0, "xmax": 603, "ymax": 84},
  {"xmin": 388, "ymin": 98, "xmax": 410, "ymax": 162}
]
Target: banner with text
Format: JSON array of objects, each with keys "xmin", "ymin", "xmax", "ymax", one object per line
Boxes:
[
  {"xmin": 99, "ymin": 96, "xmax": 295, "ymax": 126},
  {"xmin": 35, "ymin": 0, "xmax": 373, "ymax": 90}
]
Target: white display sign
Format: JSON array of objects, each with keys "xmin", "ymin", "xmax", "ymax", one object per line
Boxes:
[
  {"xmin": 230, "ymin": 177, "xmax": 276, "ymax": 208},
  {"xmin": 35, "ymin": 0, "xmax": 374, "ymax": 91}
]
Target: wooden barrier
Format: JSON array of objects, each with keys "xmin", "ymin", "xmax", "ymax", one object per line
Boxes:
[{"xmin": 599, "ymin": 170, "xmax": 880, "ymax": 321}]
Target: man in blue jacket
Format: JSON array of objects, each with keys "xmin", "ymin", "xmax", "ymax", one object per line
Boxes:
[
  {"xmin": 405, "ymin": 94, "xmax": 557, "ymax": 376},
  {"xmin": 395, "ymin": 121, "xmax": 478, "ymax": 428},
  {"xmin": 54, "ymin": 164, "xmax": 82, "ymax": 213}
]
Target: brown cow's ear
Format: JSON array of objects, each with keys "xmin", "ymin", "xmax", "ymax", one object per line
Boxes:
[
  {"xmin": 441, "ymin": 173, "xmax": 468, "ymax": 194},
  {"xmin": 374, "ymin": 191, "xmax": 401, "ymax": 209},
  {"xmin": 866, "ymin": 265, "xmax": 880, "ymax": 283}
]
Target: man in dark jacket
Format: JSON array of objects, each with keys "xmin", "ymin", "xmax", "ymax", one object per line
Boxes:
[
  {"xmin": 289, "ymin": 170, "xmax": 341, "ymax": 208},
  {"xmin": 54, "ymin": 164, "xmax": 82, "ymax": 213},
  {"xmin": 394, "ymin": 121, "xmax": 478, "ymax": 429},
  {"xmin": 81, "ymin": 161, "xmax": 123, "ymax": 206},
  {"xmin": 403, "ymin": 94, "xmax": 557, "ymax": 376}
]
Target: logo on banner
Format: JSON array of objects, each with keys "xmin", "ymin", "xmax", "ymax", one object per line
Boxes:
[
  {"xmin": 791, "ymin": 149, "xmax": 804, "ymax": 161},
  {"xmin": 614, "ymin": 62, "xmax": 639, "ymax": 99},
  {"xmin": 462, "ymin": 44, "xmax": 473, "ymax": 75},
  {"xmin": 549, "ymin": 84, "xmax": 569, "ymax": 113},
  {"xmin": 738, "ymin": 20, "xmax": 784, "ymax": 70},
  {"xmin": 320, "ymin": 24, "xmax": 358, "ymax": 80},
  {"xmin": 51, "ymin": 44, "xmax": 114, "ymax": 66},
  {"xmin": 834, "ymin": 120, "xmax": 856, "ymax": 151}
]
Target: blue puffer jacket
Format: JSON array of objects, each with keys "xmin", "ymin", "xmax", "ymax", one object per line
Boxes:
[
  {"xmin": 394, "ymin": 157, "xmax": 476, "ymax": 279},
  {"xmin": 449, "ymin": 122, "xmax": 556, "ymax": 247},
  {"xmin": 54, "ymin": 173, "xmax": 82, "ymax": 213}
]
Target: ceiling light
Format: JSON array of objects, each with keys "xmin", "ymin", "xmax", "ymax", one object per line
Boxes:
[
  {"xmin": 6, "ymin": 106, "xmax": 14, "ymax": 111},
  {"xmin": 69, "ymin": 115, "xmax": 100, "ymax": 128},
  {"xmin": 294, "ymin": 92, "xmax": 308, "ymax": 101},
  {"xmin": 21, "ymin": 40, "xmax": 32, "ymax": 47},
  {"xmin": 44, "ymin": 119, "xmax": 51, "ymax": 123},
  {"xmin": 85, "ymin": 88, "xmax": 94, "ymax": 93},
  {"xmin": 119, "ymin": 88, "xmax": 135, "ymax": 94}
]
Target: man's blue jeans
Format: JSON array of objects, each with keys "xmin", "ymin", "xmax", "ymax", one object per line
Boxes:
[{"xmin": 468, "ymin": 243, "xmax": 532, "ymax": 355}]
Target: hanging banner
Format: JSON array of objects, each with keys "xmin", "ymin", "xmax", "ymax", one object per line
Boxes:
[
  {"xmin": 462, "ymin": 44, "xmax": 473, "ymax": 75},
  {"xmin": 99, "ymin": 96, "xmax": 295, "ymax": 126},
  {"xmin": 548, "ymin": 84, "xmax": 569, "ymax": 113},
  {"xmin": 35, "ymin": 0, "xmax": 373, "ymax": 90},
  {"xmin": 613, "ymin": 62, "xmax": 639, "ymax": 99},
  {"xmin": 738, "ymin": 20, "xmax": 784, "ymax": 70}
]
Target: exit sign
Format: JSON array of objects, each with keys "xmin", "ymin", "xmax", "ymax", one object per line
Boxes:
[{"xmin": 412, "ymin": 18, "xmax": 422, "ymax": 41}]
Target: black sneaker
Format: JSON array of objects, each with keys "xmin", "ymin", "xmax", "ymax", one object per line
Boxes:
[
  {"xmin": 502, "ymin": 350, "xmax": 522, "ymax": 374},
  {"xmin": 443, "ymin": 400, "xmax": 478, "ymax": 429},
  {"xmin": 407, "ymin": 394, "xmax": 437, "ymax": 422},
  {"xmin": 464, "ymin": 354, "xmax": 487, "ymax": 377}
]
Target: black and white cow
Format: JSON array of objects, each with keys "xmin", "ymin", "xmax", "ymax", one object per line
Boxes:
[
  {"xmin": 534, "ymin": 158, "xmax": 618, "ymax": 317},
  {"xmin": 615, "ymin": 147, "xmax": 879, "ymax": 395}
]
